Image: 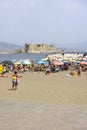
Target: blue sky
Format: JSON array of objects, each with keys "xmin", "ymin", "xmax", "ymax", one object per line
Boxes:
[{"xmin": 0, "ymin": 0, "xmax": 87, "ymax": 49}]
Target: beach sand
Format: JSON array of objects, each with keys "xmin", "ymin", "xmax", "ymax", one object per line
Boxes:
[
  {"xmin": 0, "ymin": 71, "xmax": 87, "ymax": 104},
  {"xmin": 0, "ymin": 71, "xmax": 87, "ymax": 129}
]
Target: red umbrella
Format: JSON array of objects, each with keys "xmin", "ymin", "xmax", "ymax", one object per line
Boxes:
[
  {"xmin": 80, "ymin": 61, "xmax": 87, "ymax": 65},
  {"xmin": 52, "ymin": 61, "xmax": 64, "ymax": 66}
]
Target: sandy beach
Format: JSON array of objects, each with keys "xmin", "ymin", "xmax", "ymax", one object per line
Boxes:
[
  {"xmin": 0, "ymin": 71, "xmax": 87, "ymax": 104},
  {"xmin": 0, "ymin": 71, "xmax": 87, "ymax": 129}
]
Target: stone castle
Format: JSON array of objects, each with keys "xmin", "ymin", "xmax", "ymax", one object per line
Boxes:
[{"xmin": 24, "ymin": 43, "xmax": 56, "ymax": 53}]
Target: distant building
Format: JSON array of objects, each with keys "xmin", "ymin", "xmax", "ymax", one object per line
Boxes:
[{"xmin": 24, "ymin": 43, "xmax": 56, "ymax": 53}]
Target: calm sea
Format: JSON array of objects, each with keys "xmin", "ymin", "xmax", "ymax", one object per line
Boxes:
[
  {"xmin": 0, "ymin": 53, "xmax": 48, "ymax": 62},
  {"xmin": 0, "ymin": 52, "xmax": 86, "ymax": 62}
]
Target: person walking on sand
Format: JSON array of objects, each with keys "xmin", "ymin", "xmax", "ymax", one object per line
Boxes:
[{"xmin": 12, "ymin": 71, "xmax": 22, "ymax": 90}]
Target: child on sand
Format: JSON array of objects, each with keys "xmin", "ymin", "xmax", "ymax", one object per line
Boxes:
[{"xmin": 12, "ymin": 71, "xmax": 22, "ymax": 90}]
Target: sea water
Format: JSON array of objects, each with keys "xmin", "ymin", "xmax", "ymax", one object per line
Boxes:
[
  {"xmin": 0, "ymin": 53, "xmax": 48, "ymax": 62},
  {"xmin": 0, "ymin": 52, "xmax": 86, "ymax": 62}
]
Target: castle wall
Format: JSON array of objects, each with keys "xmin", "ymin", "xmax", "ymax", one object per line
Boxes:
[{"xmin": 25, "ymin": 43, "xmax": 56, "ymax": 53}]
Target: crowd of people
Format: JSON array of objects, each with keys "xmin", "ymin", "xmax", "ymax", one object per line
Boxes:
[
  {"xmin": 0, "ymin": 52, "xmax": 87, "ymax": 90},
  {"xmin": 0, "ymin": 58, "xmax": 85, "ymax": 77}
]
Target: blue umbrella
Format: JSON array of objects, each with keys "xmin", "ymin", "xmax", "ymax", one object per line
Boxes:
[
  {"xmin": 23, "ymin": 61, "xmax": 31, "ymax": 65},
  {"xmin": 37, "ymin": 60, "xmax": 48, "ymax": 65},
  {"xmin": 83, "ymin": 60, "xmax": 87, "ymax": 62},
  {"xmin": 62, "ymin": 60, "xmax": 71, "ymax": 65}
]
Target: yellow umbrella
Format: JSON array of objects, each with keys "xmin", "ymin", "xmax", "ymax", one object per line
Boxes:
[
  {"xmin": 69, "ymin": 59, "xmax": 75, "ymax": 62},
  {"xmin": 14, "ymin": 62, "xmax": 22, "ymax": 65}
]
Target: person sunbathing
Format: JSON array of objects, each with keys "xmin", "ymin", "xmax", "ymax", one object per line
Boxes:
[
  {"xmin": 66, "ymin": 70, "xmax": 76, "ymax": 77},
  {"xmin": 70, "ymin": 71, "xmax": 76, "ymax": 76},
  {"xmin": 0, "ymin": 74, "xmax": 8, "ymax": 77}
]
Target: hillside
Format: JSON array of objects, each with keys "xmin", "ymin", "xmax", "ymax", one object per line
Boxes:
[{"xmin": 0, "ymin": 41, "xmax": 23, "ymax": 53}]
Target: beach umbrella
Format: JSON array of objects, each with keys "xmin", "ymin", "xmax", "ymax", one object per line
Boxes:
[
  {"xmin": 80, "ymin": 61, "xmax": 87, "ymax": 65},
  {"xmin": 11, "ymin": 60, "xmax": 17, "ymax": 63},
  {"xmin": 37, "ymin": 60, "xmax": 47, "ymax": 65},
  {"xmin": 74, "ymin": 60, "xmax": 80, "ymax": 64},
  {"xmin": 62, "ymin": 60, "xmax": 70, "ymax": 63},
  {"xmin": 63, "ymin": 60, "xmax": 71, "ymax": 65},
  {"xmin": 69, "ymin": 59, "xmax": 75, "ymax": 62},
  {"xmin": 52, "ymin": 61, "xmax": 64, "ymax": 66},
  {"xmin": 2, "ymin": 60, "xmax": 13, "ymax": 65},
  {"xmin": 14, "ymin": 61, "xmax": 22, "ymax": 65},
  {"xmin": 23, "ymin": 61, "xmax": 31, "ymax": 65},
  {"xmin": 83, "ymin": 60, "xmax": 87, "ymax": 62}
]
